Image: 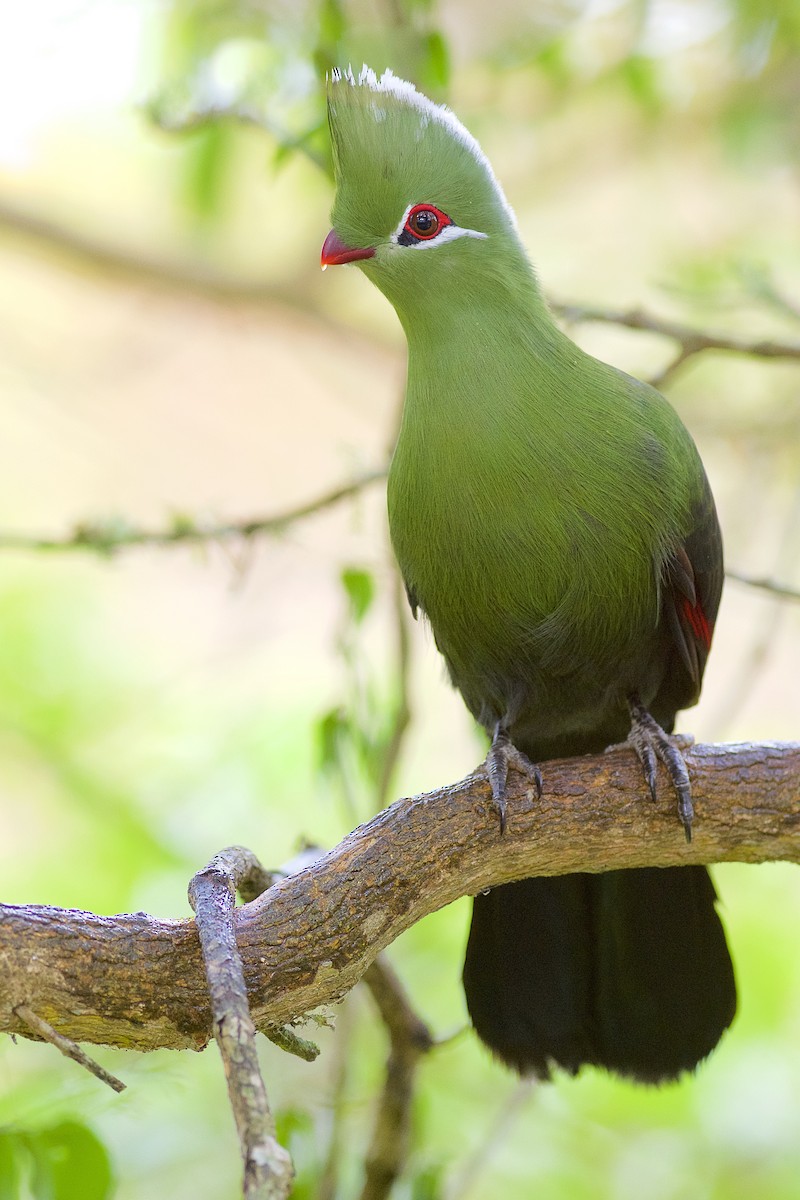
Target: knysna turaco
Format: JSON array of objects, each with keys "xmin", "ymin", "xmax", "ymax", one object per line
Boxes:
[{"xmin": 322, "ymin": 66, "xmax": 736, "ymax": 1082}]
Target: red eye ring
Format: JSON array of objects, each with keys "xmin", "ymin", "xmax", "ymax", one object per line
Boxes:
[{"xmin": 403, "ymin": 203, "xmax": 453, "ymax": 241}]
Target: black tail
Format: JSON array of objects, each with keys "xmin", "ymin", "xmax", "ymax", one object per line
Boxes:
[{"xmin": 463, "ymin": 866, "xmax": 736, "ymax": 1082}]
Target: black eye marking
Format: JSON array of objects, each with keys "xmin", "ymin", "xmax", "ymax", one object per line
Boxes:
[{"xmin": 397, "ymin": 203, "xmax": 453, "ymax": 246}]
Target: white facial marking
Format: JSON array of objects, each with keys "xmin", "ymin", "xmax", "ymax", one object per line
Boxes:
[
  {"xmin": 398, "ymin": 225, "xmax": 489, "ymax": 250},
  {"xmin": 390, "ymin": 202, "xmax": 488, "ymax": 250}
]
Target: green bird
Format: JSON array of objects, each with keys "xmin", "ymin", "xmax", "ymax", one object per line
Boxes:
[{"xmin": 322, "ymin": 67, "xmax": 736, "ymax": 1082}]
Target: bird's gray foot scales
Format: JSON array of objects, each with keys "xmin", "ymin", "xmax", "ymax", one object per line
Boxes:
[
  {"xmin": 484, "ymin": 723, "xmax": 543, "ymax": 834},
  {"xmin": 626, "ymin": 696, "xmax": 693, "ymax": 842}
]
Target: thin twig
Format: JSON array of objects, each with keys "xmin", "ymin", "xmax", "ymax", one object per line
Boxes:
[
  {"xmin": 359, "ymin": 958, "xmax": 434, "ymax": 1200},
  {"xmin": 188, "ymin": 846, "xmax": 294, "ymax": 1200},
  {"xmin": 236, "ymin": 863, "xmax": 277, "ymax": 905},
  {"xmin": 371, "ymin": 384, "xmax": 416, "ymax": 815},
  {"xmin": 318, "ymin": 996, "xmax": 356, "ymax": 1200},
  {"xmin": 0, "ymin": 469, "xmax": 386, "ymax": 555},
  {"xmin": 444, "ymin": 1079, "xmax": 536, "ymax": 1200},
  {"xmin": 225, "ymin": 851, "xmax": 321, "ymax": 1062},
  {"xmin": 0, "ymin": 455, "xmax": 797, "ymax": 610},
  {"xmin": 711, "ymin": 483, "xmax": 800, "ymax": 735},
  {"xmin": 552, "ymin": 300, "xmax": 800, "ymax": 366},
  {"xmin": 725, "ymin": 570, "xmax": 800, "ymax": 604},
  {"xmin": 13, "ymin": 1005, "xmax": 126, "ymax": 1093},
  {"xmin": 647, "ymin": 346, "xmax": 698, "ymax": 389},
  {"xmin": 4, "ymin": 190, "xmax": 800, "ymax": 369},
  {"xmin": 147, "ymin": 98, "xmax": 328, "ymax": 173}
]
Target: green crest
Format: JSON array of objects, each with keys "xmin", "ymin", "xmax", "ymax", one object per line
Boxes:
[{"xmin": 327, "ymin": 67, "xmax": 519, "ymax": 257}]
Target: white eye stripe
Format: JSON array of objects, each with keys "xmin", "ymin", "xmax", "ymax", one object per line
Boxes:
[
  {"xmin": 390, "ymin": 202, "xmax": 489, "ymax": 248},
  {"xmin": 400, "ymin": 225, "xmax": 489, "ymax": 249}
]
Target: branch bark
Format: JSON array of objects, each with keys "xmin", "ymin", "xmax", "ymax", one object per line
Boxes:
[
  {"xmin": 551, "ymin": 301, "xmax": 800, "ymax": 364},
  {"xmin": 1, "ymin": 741, "xmax": 798, "ymax": 1053},
  {"xmin": 188, "ymin": 847, "xmax": 294, "ymax": 1199}
]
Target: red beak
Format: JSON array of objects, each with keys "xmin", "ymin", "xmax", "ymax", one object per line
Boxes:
[{"xmin": 321, "ymin": 229, "xmax": 376, "ymax": 268}]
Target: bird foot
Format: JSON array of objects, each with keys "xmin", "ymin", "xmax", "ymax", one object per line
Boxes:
[
  {"xmin": 483, "ymin": 725, "xmax": 543, "ymax": 834},
  {"xmin": 626, "ymin": 697, "xmax": 693, "ymax": 842}
]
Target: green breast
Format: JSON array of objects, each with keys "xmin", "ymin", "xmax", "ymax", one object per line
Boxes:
[{"xmin": 387, "ymin": 338, "xmax": 697, "ymax": 702}]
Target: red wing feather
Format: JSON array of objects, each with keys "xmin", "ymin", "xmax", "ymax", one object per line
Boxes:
[
  {"xmin": 661, "ymin": 484, "xmax": 723, "ymax": 708},
  {"xmin": 680, "ymin": 594, "xmax": 712, "ymax": 651}
]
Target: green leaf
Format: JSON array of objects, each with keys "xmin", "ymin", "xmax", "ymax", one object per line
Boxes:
[
  {"xmin": 316, "ymin": 706, "xmax": 348, "ymax": 772},
  {"xmin": 29, "ymin": 1122, "xmax": 113, "ymax": 1200},
  {"xmin": 274, "ymin": 1107, "xmax": 313, "ymax": 1145},
  {"xmin": 183, "ymin": 121, "xmax": 232, "ymax": 223},
  {"xmin": 341, "ymin": 568, "xmax": 375, "ymax": 624},
  {"xmin": 0, "ymin": 1133, "xmax": 22, "ymax": 1200},
  {"xmin": 401, "ymin": 0, "xmax": 435, "ymax": 13},
  {"xmin": 420, "ymin": 31, "xmax": 451, "ymax": 91},
  {"xmin": 533, "ymin": 37, "xmax": 572, "ymax": 88},
  {"xmin": 412, "ymin": 1161, "xmax": 446, "ymax": 1199},
  {"xmin": 617, "ymin": 55, "xmax": 663, "ymax": 116},
  {"xmin": 318, "ymin": 0, "xmax": 345, "ymax": 45}
]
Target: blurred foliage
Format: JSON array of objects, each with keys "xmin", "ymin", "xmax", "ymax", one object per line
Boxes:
[
  {"xmin": 151, "ymin": 0, "xmax": 453, "ymax": 194},
  {"xmin": 0, "ymin": 1121, "xmax": 113, "ymax": 1200},
  {"xmin": 316, "ymin": 566, "xmax": 409, "ymax": 824},
  {"xmin": 0, "ymin": 1, "xmax": 799, "ymax": 1199},
  {"xmin": 148, "ymin": 0, "xmax": 800, "ymax": 226}
]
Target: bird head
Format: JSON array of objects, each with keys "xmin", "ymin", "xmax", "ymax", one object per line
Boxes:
[{"xmin": 322, "ymin": 67, "xmax": 523, "ymax": 315}]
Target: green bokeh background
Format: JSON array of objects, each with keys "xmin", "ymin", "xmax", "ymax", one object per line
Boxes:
[{"xmin": 0, "ymin": 2, "xmax": 798, "ymax": 1197}]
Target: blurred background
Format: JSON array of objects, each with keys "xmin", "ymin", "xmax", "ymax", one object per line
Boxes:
[{"xmin": 0, "ymin": 1, "xmax": 799, "ymax": 1197}]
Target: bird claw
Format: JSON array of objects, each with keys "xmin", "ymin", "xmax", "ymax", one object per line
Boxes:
[
  {"xmin": 626, "ymin": 722, "xmax": 659, "ymax": 803},
  {"xmin": 484, "ymin": 726, "xmax": 543, "ymax": 834},
  {"xmin": 627, "ymin": 697, "xmax": 694, "ymax": 842}
]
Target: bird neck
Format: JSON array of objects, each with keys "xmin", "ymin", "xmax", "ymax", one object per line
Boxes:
[
  {"xmin": 396, "ymin": 252, "xmax": 551, "ymax": 357},
  {"xmin": 393, "ymin": 254, "xmax": 573, "ymax": 460}
]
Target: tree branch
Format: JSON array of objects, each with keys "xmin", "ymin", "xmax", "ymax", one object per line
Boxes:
[
  {"xmin": 12, "ymin": 1005, "xmax": 126, "ymax": 1093},
  {"xmin": 0, "ymin": 479, "xmax": 797, "ymax": 605},
  {"xmin": 146, "ymin": 98, "xmax": 328, "ymax": 173},
  {"xmin": 0, "ymin": 470, "xmax": 387, "ymax": 556},
  {"xmin": 188, "ymin": 847, "xmax": 294, "ymax": 1199},
  {"xmin": 552, "ymin": 300, "xmax": 800, "ymax": 371},
  {"xmin": 725, "ymin": 570, "xmax": 800, "ymax": 604},
  {"xmin": 4, "ymin": 195, "xmax": 800, "ymax": 371},
  {"xmin": 1, "ymin": 741, "xmax": 797, "ymax": 1053}
]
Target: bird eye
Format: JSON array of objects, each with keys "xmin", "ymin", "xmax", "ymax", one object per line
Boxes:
[
  {"xmin": 402, "ymin": 204, "xmax": 452, "ymax": 243},
  {"xmin": 409, "ymin": 209, "xmax": 439, "ymax": 237}
]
